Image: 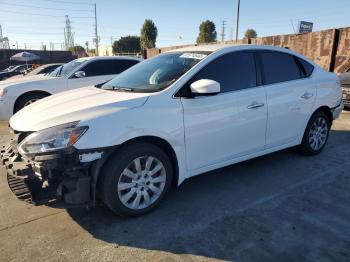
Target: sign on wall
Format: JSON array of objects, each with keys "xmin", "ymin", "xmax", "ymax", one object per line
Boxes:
[{"xmin": 298, "ymin": 21, "xmax": 314, "ymax": 33}]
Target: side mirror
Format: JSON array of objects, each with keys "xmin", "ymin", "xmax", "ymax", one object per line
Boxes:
[
  {"xmin": 74, "ymin": 71, "xmax": 86, "ymax": 78},
  {"xmin": 190, "ymin": 79, "xmax": 220, "ymax": 96}
]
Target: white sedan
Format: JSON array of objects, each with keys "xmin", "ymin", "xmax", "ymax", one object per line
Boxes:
[
  {"xmin": 2, "ymin": 44, "xmax": 343, "ymax": 216},
  {"xmin": 0, "ymin": 56, "xmax": 140, "ymax": 120}
]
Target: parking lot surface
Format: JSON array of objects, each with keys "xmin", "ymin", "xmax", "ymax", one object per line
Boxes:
[{"xmin": 0, "ymin": 111, "xmax": 349, "ymax": 262}]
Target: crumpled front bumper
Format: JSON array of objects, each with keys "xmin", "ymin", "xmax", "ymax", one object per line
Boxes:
[
  {"xmin": 0, "ymin": 141, "xmax": 92, "ymax": 206},
  {"xmin": 1, "ymin": 142, "xmax": 43, "ymax": 204}
]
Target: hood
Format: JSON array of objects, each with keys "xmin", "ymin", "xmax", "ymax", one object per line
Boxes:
[
  {"xmin": 10, "ymin": 86, "xmax": 149, "ymax": 131},
  {"xmin": 0, "ymin": 75, "xmax": 55, "ymax": 87}
]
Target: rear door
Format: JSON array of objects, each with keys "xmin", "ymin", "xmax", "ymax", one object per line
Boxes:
[
  {"xmin": 67, "ymin": 59, "xmax": 139, "ymax": 89},
  {"xmin": 180, "ymin": 51, "xmax": 267, "ymax": 171},
  {"xmin": 258, "ymin": 50, "xmax": 316, "ymax": 148}
]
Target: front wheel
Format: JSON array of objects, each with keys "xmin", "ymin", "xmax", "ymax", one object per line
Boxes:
[
  {"xmin": 14, "ymin": 92, "xmax": 49, "ymax": 113},
  {"xmin": 99, "ymin": 143, "xmax": 173, "ymax": 217},
  {"xmin": 299, "ymin": 111, "xmax": 331, "ymax": 155}
]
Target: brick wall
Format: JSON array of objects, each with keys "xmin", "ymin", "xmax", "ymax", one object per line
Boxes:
[
  {"xmin": 147, "ymin": 27, "xmax": 350, "ymax": 73},
  {"xmin": 334, "ymin": 27, "xmax": 350, "ymax": 73},
  {"xmin": 0, "ymin": 49, "xmax": 76, "ymax": 70}
]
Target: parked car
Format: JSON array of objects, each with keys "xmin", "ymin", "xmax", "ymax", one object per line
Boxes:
[
  {"xmin": 0, "ymin": 45, "xmax": 343, "ymax": 216},
  {"xmin": 339, "ymin": 72, "xmax": 350, "ymax": 110},
  {"xmin": 6, "ymin": 63, "xmax": 63, "ymax": 80},
  {"xmin": 0, "ymin": 64, "xmax": 33, "ymax": 81},
  {"xmin": 0, "ymin": 56, "xmax": 141, "ymax": 120}
]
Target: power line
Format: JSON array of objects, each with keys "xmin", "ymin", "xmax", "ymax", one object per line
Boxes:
[
  {"xmin": 0, "ymin": 1, "xmax": 93, "ymax": 12},
  {"xmin": 0, "ymin": 9, "xmax": 94, "ymax": 19},
  {"xmin": 40, "ymin": 0, "xmax": 94, "ymax": 5}
]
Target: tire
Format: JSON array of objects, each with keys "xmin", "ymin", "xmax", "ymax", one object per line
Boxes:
[
  {"xmin": 299, "ymin": 111, "xmax": 331, "ymax": 155},
  {"xmin": 99, "ymin": 142, "xmax": 173, "ymax": 217},
  {"xmin": 14, "ymin": 92, "xmax": 49, "ymax": 113}
]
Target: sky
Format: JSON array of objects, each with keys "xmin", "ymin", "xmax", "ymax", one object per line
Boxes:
[{"xmin": 0, "ymin": 0, "xmax": 349, "ymax": 50}]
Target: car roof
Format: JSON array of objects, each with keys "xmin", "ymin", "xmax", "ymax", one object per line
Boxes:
[
  {"xmin": 167, "ymin": 44, "xmax": 315, "ymax": 65},
  {"xmin": 168, "ymin": 44, "xmax": 300, "ymax": 55},
  {"xmin": 86, "ymin": 56, "xmax": 142, "ymax": 61},
  {"xmin": 167, "ymin": 44, "xmax": 234, "ymax": 53}
]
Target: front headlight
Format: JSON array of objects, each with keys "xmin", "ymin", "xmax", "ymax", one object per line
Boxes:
[
  {"xmin": 18, "ymin": 122, "xmax": 88, "ymax": 155},
  {"xmin": 0, "ymin": 88, "xmax": 7, "ymax": 98}
]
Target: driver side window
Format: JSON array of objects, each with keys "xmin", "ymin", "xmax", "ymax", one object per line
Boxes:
[{"xmin": 182, "ymin": 51, "xmax": 257, "ymax": 96}]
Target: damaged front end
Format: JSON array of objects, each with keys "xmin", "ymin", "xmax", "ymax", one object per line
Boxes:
[{"xmin": 0, "ymin": 124, "xmax": 106, "ymax": 207}]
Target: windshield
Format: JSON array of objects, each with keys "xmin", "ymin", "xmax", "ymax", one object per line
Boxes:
[
  {"xmin": 48, "ymin": 58, "xmax": 89, "ymax": 77},
  {"xmin": 102, "ymin": 52, "xmax": 209, "ymax": 92}
]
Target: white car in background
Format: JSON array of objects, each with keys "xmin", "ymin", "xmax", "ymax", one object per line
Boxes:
[
  {"xmin": 339, "ymin": 71, "xmax": 350, "ymax": 109},
  {"xmin": 0, "ymin": 56, "xmax": 140, "ymax": 120},
  {"xmin": 1, "ymin": 44, "xmax": 343, "ymax": 217}
]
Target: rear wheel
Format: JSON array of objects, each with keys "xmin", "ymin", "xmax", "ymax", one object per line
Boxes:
[
  {"xmin": 14, "ymin": 92, "xmax": 49, "ymax": 113},
  {"xmin": 99, "ymin": 142, "xmax": 173, "ymax": 217},
  {"xmin": 299, "ymin": 111, "xmax": 331, "ymax": 155}
]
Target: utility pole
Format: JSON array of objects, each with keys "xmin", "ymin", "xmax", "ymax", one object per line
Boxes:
[
  {"xmin": 64, "ymin": 15, "xmax": 74, "ymax": 50},
  {"xmin": 0, "ymin": 24, "xmax": 10, "ymax": 49},
  {"xmin": 94, "ymin": 3, "xmax": 99, "ymax": 56},
  {"xmin": 235, "ymin": 0, "xmax": 241, "ymax": 41},
  {"xmin": 220, "ymin": 20, "xmax": 227, "ymax": 43}
]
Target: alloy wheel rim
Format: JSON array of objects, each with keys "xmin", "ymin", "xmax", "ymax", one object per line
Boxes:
[
  {"xmin": 117, "ymin": 155, "xmax": 166, "ymax": 210},
  {"xmin": 309, "ymin": 117, "xmax": 328, "ymax": 151},
  {"xmin": 24, "ymin": 99, "xmax": 38, "ymax": 107}
]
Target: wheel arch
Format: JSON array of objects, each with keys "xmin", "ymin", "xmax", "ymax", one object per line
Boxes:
[
  {"xmin": 90, "ymin": 135, "xmax": 179, "ymax": 203},
  {"xmin": 13, "ymin": 90, "xmax": 51, "ymax": 114},
  {"xmin": 313, "ymin": 105, "xmax": 333, "ymax": 124},
  {"xmin": 300, "ymin": 105, "xmax": 333, "ymax": 144}
]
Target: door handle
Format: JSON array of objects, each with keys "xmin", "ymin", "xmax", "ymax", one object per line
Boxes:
[
  {"xmin": 247, "ymin": 102, "xmax": 265, "ymax": 109},
  {"xmin": 301, "ymin": 92, "xmax": 314, "ymax": 100}
]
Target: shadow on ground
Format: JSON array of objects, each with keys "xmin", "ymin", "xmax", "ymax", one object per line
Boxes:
[{"xmin": 66, "ymin": 130, "xmax": 350, "ymax": 261}]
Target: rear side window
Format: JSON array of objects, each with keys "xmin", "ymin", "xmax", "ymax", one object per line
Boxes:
[
  {"xmin": 82, "ymin": 59, "xmax": 139, "ymax": 77},
  {"xmin": 260, "ymin": 51, "xmax": 303, "ymax": 85},
  {"xmin": 297, "ymin": 57, "xmax": 314, "ymax": 77},
  {"xmin": 189, "ymin": 51, "xmax": 257, "ymax": 93}
]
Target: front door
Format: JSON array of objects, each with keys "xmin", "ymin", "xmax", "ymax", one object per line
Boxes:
[{"xmin": 180, "ymin": 51, "xmax": 268, "ymax": 171}]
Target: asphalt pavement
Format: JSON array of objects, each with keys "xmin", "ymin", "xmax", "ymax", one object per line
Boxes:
[{"xmin": 0, "ymin": 111, "xmax": 349, "ymax": 262}]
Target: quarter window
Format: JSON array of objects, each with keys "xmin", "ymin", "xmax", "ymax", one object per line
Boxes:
[
  {"xmin": 260, "ymin": 51, "xmax": 303, "ymax": 85},
  {"xmin": 189, "ymin": 51, "xmax": 257, "ymax": 93},
  {"xmin": 297, "ymin": 57, "xmax": 314, "ymax": 77}
]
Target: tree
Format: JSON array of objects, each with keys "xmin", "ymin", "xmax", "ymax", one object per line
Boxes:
[
  {"xmin": 196, "ymin": 20, "xmax": 217, "ymax": 44},
  {"xmin": 244, "ymin": 29, "xmax": 258, "ymax": 39},
  {"xmin": 140, "ymin": 19, "xmax": 158, "ymax": 50},
  {"xmin": 68, "ymin": 45, "xmax": 85, "ymax": 52},
  {"xmin": 112, "ymin": 36, "xmax": 141, "ymax": 54}
]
